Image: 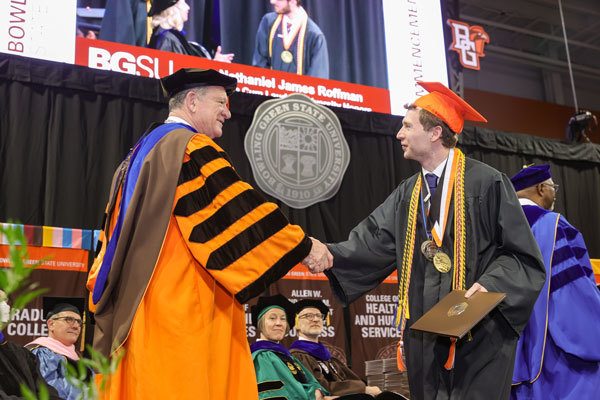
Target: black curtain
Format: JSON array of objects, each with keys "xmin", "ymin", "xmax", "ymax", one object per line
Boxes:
[
  {"xmin": 459, "ymin": 128, "xmax": 600, "ymax": 259},
  {"xmin": 185, "ymin": 0, "xmax": 212, "ymax": 49},
  {"xmin": 218, "ymin": 0, "xmax": 388, "ymax": 88},
  {"xmin": 98, "ymin": 0, "xmax": 148, "ymax": 47},
  {"xmin": 1, "ymin": 55, "xmax": 600, "ymax": 258}
]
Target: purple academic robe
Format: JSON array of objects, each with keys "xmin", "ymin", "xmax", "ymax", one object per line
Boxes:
[{"xmin": 512, "ymin": 204, "xmax": 600, "ymax": 399}]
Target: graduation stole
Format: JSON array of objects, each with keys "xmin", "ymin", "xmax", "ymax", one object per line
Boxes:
[
  {"xmin": 395, "ymin": 148, "xmax": 467, "ymax": 371},
  {"xmin": 268, "ymin": 11, "xmax": 309, "ymax": 75},
  {"xmin": 91, "ymin": 122, "xmax": 196, "ymax": 304}
]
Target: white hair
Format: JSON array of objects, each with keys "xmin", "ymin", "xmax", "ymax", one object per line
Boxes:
[{"xmin": 152, "ymin": 2, "xmax": 185, "ymax": 31}]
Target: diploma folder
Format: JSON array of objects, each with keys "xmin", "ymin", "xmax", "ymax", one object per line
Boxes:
[{"xmin": 409, "ymin": 290, "xmax": 506, "ymax": 339}]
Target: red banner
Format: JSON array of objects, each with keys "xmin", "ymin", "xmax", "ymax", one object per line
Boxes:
[
  {"xmin": 1, "ymin": 245, "xmax": 90, "ymax": 346},
  {"xmin": 283, "ymin": 264, "xmax": 398, "ymax": 284},
  {"xmin": 0, "ymin": 245, "xmax": 88, "ymax": 272},
  {"xmin": 74, "ymin": 38, "xmax": 391, "ymax": 114}
]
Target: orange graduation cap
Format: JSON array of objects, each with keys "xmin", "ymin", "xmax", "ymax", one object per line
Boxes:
[{"xmin": 413, "ymin": 81, "xmax": 487, "ymax": 134}]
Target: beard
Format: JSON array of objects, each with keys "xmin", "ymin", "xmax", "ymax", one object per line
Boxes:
[{"xmin": 275, "ymin": 3, "xmax": 291, "ymax": 14}]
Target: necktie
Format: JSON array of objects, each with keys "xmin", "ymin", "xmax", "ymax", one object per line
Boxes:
[{"xmin": 425, "ymin": 173, "xmax": 438, "ymax": 196}]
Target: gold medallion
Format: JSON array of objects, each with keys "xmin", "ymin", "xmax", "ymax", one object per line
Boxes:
[
  {"xmin": 447, "ymin": 302, "xmax": 468, "ymax": 317},
  {"xmin": 420, "ymin": 240, "xmax": 437, "ymax": 261},
  {"xmin": 433, "ymin": 251, "xmax": 452, "ymax": 273},
  {"xmin": 281, "ymin": 50, "xmax": 294, "ymax": 63}
]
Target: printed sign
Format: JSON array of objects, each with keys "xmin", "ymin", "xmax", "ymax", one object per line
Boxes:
[
  {"xmin": 448, "ymin": 19, "xmax": 490, "ymax": 70},
  {"xmin": 75, "ymin": 38, "xmax": 392, "ymax": 114},
  {"xmin": 0, "ymin": 0, "xmax": 76, "ymax": 63},
  {"xmin": 383, "ymin": 0, "xmax": 450, "ymax": 115}
]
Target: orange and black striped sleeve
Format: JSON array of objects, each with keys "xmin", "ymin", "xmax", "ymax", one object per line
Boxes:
[{"xmin": 173, "ymin": 134, "xmax": 312, "ymax": 303}]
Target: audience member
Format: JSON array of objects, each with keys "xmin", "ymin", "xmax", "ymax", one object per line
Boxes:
[
  {"xmin": 291, "ymin": 299, "xmax": 408, "ymax": 400},
  {"xmin": 26, "ymin": 297, "xmax": 87, "ymax": 400},
  {"xmin": 291, "ymin": 299, "xmax": 379, "ymax": 397},
  {"xmin": 250, "ymin": 295, "xmax": 330, "ymax": 400},
  {"xmin": 0, "ymin": 290, "xmax": 61, "ymax": 399}
]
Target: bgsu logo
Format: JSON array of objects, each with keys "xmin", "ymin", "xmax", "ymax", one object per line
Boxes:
[
  {"xmin": 448, "ymin": 19, "xmax": 490, "ymax": 70},
  {"xmin": 88, "ymin": 47, "xmax": 174, "ymax": 78}
]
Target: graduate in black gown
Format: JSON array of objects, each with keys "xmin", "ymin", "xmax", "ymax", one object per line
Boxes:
[
  {"xmin": 320, "ymin": 82, "xmax": 546, "ymax": 400},
  {"xmin": 252, "ymin": 0, "xmax": 329, "ymax": 78}
]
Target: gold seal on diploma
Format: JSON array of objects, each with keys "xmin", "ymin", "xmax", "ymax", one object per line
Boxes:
[
  {"xmin": 281, "ymin": 50, "xmax": 294, "ymax": 63},
  {"xmin": 447, "ymin": 302, "xmax": 468, "ymax": 317},
  {"xmin": 433, "ymin": 252, "xmax": 452, "ymax": 273}
]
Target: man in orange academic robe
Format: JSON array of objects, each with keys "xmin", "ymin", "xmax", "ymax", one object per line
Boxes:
[{"xmin": 87, "ymin": 68, "xmax": 331, "ymax": 399}]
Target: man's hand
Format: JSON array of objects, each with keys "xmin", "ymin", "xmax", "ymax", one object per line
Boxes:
[
  {"xmin": 302, "ymin": 237, "xmax": 333, "ymax": 273},
  {"xmin": 465, "ymin": 282, "xmax": 488, "ymax": 298},
  {"xmin": 213, "ymin": 46, "xmax": 234, "ymax": 63}
]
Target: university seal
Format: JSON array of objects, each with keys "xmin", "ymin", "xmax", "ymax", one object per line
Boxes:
[{"xmin": 244, "ymin": 94, "xmax": 350, "ymax": 209}]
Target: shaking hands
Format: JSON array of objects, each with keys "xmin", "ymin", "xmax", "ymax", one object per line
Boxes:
[{"xmin": 302, "ymin": 237, "xmax": 333, "ymax": 274}]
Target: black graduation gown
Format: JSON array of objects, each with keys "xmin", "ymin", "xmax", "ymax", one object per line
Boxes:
[
  {"xmin": 0, "ymin": 340, "xmax": 60, "ymax": 399},
  {"xmin": 252, "ymin": 12, "xmax": 329, "ymax": 79},
  {"xmin": 149, "ymin": 28, "xmax": 211, "ymax": 58},
  {"xmin": 99, "ymin": 0, "xmax": 148, "ymax": 47},
  {"xmin": 326, "ymin": 158, "xmax": 545, "ymax": 400}
]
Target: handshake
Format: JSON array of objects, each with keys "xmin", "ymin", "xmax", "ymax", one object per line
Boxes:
[{"xmin": 301, "ymin": 237, "xmax": 334, "ymax": 274}]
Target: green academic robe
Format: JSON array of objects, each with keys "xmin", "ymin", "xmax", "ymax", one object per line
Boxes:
[{"xmin": 252, "ymin": 345, "xmax": 327, "ymax": 400}]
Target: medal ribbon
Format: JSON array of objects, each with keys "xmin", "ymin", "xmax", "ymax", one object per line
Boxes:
[
  {"xmin": 431, "ymin": 149, "xmax": 458, "ymax": 247},
  {"xmin": 395, "ymin": 148, "xmax": 468, "ymax": 372},
  {"xmin": 267, "ymin": 11, "xmax": 308, "ymax": 75}
]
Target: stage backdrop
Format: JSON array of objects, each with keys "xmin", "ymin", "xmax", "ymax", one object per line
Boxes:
[
  {"xmin": 0, "ymin": 223, "xmax": 95, "ymax": 350},
  {"xmin": 2, "ymin": 55, "xmax": 600, "ymax": 376},
  {"xmin": 0, "ymin": 221, "xmax": 400, "ymax": 377}
]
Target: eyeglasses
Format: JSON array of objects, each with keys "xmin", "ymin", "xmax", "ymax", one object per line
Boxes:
[
  {"xmin": 52, "ymin": 316, "xmax": 83, "ymax": 327},
  {"xmin": 298, "ymin": 313, "xmax": 324, "ymax": 321},
  {"xmin": 542, "ymin": 183, "xmax": 559, "ymax": 192}
]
